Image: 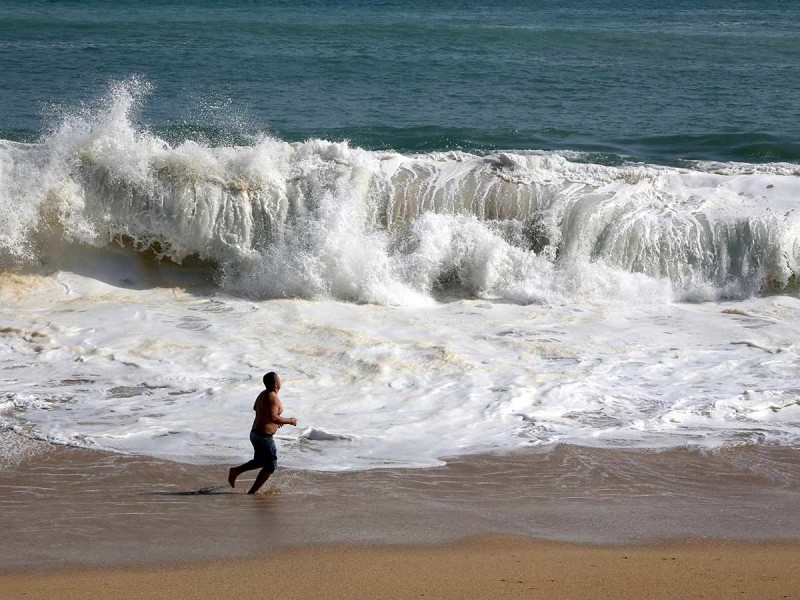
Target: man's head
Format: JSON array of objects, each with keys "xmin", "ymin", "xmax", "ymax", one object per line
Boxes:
[{"xmin": 263, "ymin": 371, "xmax": 281, "ymax": 392}]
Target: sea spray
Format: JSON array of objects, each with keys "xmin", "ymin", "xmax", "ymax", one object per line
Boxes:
[{"xmin": 0, "ymin": 81, "xmax": 799, "ymax": 305}]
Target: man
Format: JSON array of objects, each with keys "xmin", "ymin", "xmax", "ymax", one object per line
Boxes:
[{"xmin": 228, "ymin": 372, "xmax": 297, "ymax": 494}]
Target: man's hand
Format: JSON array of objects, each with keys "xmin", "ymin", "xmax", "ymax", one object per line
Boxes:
[{"xmin": 289, "ymin": 417, "xmax": 297, "ymax": 426}]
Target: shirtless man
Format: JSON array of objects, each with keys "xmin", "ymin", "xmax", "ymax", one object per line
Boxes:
[{"xmin": 228, "ymin": 372, "xmax": 297, "ymax": 494}]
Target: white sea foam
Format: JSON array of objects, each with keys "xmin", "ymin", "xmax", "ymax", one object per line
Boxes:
[
  {"xmin": 1, "ymin": 82, "xmax": 800, "ymax": 470},
  {"xmin": 1, "ymin": 267, "xmax": 799, "ymax": 470}
]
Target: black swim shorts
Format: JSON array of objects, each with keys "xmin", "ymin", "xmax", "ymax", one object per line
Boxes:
[{"xmin": 250, "ymin": 430, "xmax": 278, "ymax": 473}]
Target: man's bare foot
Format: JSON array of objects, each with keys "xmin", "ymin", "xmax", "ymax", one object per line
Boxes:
[{"xmin": 228, "ymin": 467, "xmax": 238, "ymax": 488}]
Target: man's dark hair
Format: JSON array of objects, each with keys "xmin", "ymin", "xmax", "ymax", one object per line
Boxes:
[{"xmin": 263, "ymin": 372, "xmax": 279, "ymax": 390}]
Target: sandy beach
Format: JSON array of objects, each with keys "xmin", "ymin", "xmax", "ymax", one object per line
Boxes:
[
  {"xmin": 3, "ymin": 536, "xmax": 799, "ymax": 600},
  {"xmin": 2, "ymin": 431, "xmax": 799, "ymax": 598}
]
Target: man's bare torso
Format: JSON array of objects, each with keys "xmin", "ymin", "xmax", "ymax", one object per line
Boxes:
[{"xmin": 252, "ymin": 390, "xmax": 283, "ymax": 435}]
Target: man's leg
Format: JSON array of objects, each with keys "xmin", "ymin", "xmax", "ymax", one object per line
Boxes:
[
  {"xmin": 228, "ymin": 459, "xmax": 263, "ymax": 488},
  {"xmin": 247, "ymin": 467, "xmax": 273, "ymax": 494}
]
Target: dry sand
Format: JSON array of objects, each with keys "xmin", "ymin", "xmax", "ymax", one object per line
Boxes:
[{"xmin": 2, "ymin": 536, "xmax": 798, "ymax": 600}]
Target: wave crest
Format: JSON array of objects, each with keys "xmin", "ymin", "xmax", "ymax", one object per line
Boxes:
[{"xmin": 1, "ymin": 81, "xmax": 799, "ymax": 305}]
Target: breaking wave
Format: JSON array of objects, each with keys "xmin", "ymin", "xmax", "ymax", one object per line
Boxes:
[{"xmin": 2, "ymin": 80, "xmax": 799, "ymax": 305}]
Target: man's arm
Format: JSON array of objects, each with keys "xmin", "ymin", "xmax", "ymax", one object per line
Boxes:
[{"xmin": 269, "ymin": 392, "xmax": 297, "ymax": 426}]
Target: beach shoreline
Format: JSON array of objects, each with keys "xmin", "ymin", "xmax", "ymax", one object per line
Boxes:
[
  {"xmin": 2, "ymin": 431, "xmax": 798, "ymax": 573},
  {"xmin": 2, "ymin": 1, "xmax": 800, "ymax": 598}
]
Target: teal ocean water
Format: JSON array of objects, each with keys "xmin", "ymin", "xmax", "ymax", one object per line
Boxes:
[{"xmin": 1, "ymin": 0, "xmax": 798, "ymax": 163}]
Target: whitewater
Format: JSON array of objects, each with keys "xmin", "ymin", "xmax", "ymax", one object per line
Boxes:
[{"xmin": 1, "ymin": 83, "xmax": 799, "ymax": 471}]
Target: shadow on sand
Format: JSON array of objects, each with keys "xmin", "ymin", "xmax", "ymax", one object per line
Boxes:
[
  {"xmin": 148, "ymin": 484, "xmax": 234, "ymax": 496},
  {"xmin": 148, "ymin": 482, "xmax": 279, "ymax": 496}
]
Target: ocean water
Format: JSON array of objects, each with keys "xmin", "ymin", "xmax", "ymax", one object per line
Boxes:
[{"xmin": 1, "ymin": 1, "xmax": 799, "ymax": 470}]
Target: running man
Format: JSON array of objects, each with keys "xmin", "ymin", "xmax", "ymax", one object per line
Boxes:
[{"xmin": 228, "ymin": 372, "xmax": 297, "ymax": 494}]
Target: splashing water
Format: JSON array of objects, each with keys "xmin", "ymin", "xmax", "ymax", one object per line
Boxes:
[
  {"xmin": 2, "ymin": 82, "xmax": 800, "ymax": 470},
  {"xmin": 1, "ymin": 81, "xmax": 799, "ymax": 305}
]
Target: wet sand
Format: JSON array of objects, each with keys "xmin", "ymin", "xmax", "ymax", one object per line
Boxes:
[{"xmin": 1, "ymin": 432, "xmax": 799, "ymax": 571}]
